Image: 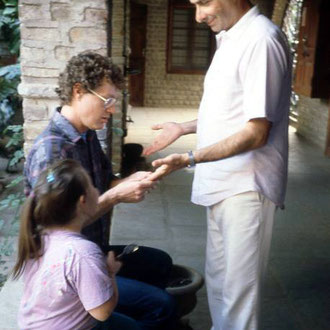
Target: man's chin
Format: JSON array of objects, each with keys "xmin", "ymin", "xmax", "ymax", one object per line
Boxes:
[
  {"xmin": 93, "ymin": 123, "xmax": 107, "ymax": 130},
  {"xmin": 210, "ymin": 25, "xmax": 221, "ymax": 33}
]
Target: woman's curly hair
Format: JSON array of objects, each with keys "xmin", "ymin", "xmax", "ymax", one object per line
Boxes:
[{"xmin": 55, "ymin": 51, "xmax": 125, "ymax": 105}]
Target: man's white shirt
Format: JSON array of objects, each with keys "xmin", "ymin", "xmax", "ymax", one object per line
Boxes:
[{"xmin": 191, "ymin": 6, "xmax": 292, "ymax": 207}]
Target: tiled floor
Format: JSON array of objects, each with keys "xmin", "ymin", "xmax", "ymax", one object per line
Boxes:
[
  {"xmin": 111, "ymin": 107, "xmax": 330, "ymax": 330},
  {"xmin": 1, "ymin": 107, "xmax": 330, "ymax": 330}
]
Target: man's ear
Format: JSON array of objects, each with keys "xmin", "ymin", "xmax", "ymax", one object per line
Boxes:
[{"xmin": 72, "ymin": 83, "xmax": 84, "ymax": 100}]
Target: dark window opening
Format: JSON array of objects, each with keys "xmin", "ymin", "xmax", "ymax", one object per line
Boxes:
[{"xmin": 167, "ymin": 0, "xmax": 215, "ymax": 74}]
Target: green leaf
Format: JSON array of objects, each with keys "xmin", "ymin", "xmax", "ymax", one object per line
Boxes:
[
  {"xmin": 5, "ymin": 124, "xmax": 23, "ymax": 133},
  {"xmin": 0, "ymin": 79, "xmax": 17, "ymax": 96},
  {"xmin": 3, "ymin": 6, "xmax": 16, "ymax": 16},
  {"xmin": 9, "ymin": 35, "xmax": 20, "ymax": 54},
  {"xmin": 8, "ymin": 153, "xmax": 24, "ymax": 167},
  {"xmin": 5, "ymin": 175, "xmax": 24, "ymax": 188},
  {"xmin": 0, "ymin": 99, "xmax": 14, "ymax": 126},
  {"xmin": 0, "ymin": 16, "xmax": 11, "ymax": 27},
  {"xmin": 6, "ymin": 135, "xmax": 22, "ymax": 148},
  {"xmin": 0, "ymin": 64, "xmax": 20, "ymax": 79},
  {"xmin": 4, "ymin": 0, "xmax": 19, "ymax": 7}
]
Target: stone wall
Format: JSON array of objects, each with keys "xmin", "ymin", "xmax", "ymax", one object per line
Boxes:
[
  {"xmin": 295, "ymin": 97, "xmax": 329, "ymax": 151},
  {"xmin": 19, "ymin": 0, "xmax": 125, "ymax": 171}
]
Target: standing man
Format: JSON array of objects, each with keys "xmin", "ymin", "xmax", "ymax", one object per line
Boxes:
[{"xmin": 144, "ymin": 1, "xmax": 292, "ymax": 329}]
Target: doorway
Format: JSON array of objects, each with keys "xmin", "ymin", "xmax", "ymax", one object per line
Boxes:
[{"xmin": 128, "ymin": 1, "xmax": 147, "ymax": 107}]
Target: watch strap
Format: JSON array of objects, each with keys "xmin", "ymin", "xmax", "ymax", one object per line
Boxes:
[{"xmin": 187, "ymin": 150, "xmax": 195, "ymax": 168}]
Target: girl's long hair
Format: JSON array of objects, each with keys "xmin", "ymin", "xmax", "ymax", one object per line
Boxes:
[{"xmin": 12, "ymin": 159, "xmax": 89, "ymax": 279}]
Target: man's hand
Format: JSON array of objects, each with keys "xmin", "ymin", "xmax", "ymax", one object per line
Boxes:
[
  {"xmin": 109, "ymin": 178, "xmax": 156, "ymax": 203},
  {"xmin": 124, "ymin": 171, "xmax": 152, "ymax": 182},
  {"xmin": 149, "ymin": 153, "xmax": 190, "ymax": 179},
  {"xmin": 147, "ymin": 165, "xmax": 171, "ymax": 181},
  {"xmin": 143, "ymin": 122, "xmax": 184, "ymax": 156}
]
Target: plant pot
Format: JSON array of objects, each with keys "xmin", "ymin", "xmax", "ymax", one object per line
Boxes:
[{"xmin": 166, "ymin": 264, "xmax": 204, "ymax": 318}]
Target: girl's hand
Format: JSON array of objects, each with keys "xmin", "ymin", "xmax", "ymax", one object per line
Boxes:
[{"xmin": 106, "ymin": 251, "xmax": 122, "ymax": 277}]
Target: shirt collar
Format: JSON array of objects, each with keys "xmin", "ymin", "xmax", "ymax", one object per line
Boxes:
[
  {"xmin": 215, "ymin": 6, "xmax": 260, "ymax": 46},
  {"xmin": 53, "ymin": 107, "xmax": 88, "ymax": 143}
]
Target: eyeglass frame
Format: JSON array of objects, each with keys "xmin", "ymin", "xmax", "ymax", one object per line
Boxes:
[{"xmin": 87, "ymin": 88, "xmax": 118, "ymax": 108}]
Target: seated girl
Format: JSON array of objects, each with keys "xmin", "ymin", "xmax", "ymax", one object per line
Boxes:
[{"xmin": 13, "ymin": 159, "xmax": 140, "ymax": 329}]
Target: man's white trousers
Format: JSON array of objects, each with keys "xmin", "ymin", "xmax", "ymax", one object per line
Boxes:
[{"xmin": 206, "ymin": 191, "xmax": 276, "ymax": 330}]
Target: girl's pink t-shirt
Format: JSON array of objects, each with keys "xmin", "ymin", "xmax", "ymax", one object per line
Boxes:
[{"xmin": 18, "ymin": 230, "xmax": 113, "ymax": 330}]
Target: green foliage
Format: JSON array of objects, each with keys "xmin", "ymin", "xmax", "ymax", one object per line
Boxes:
[
  {"xmin": 4, "ymin": 124, "xmax": 23, "ymax": 147},
  {"xmin": 0, "ymin": 0, "xmax": 21, "ymax": 129},
  {"xmin": 0, "ymin": 65, "xmax": 21, "ymax": 130},
  {"xmin": 0, "ymin": 63, "xmax": 20, "ymax": 83},
  {"xmin": 0, "ymin": 0, "xmax": 22, "ymax": 285},
  {"xmin": 2, "ymin": 125, "xmax": 24, "ymax": 170},
  {"xmin": 4, "ymin": 174, "xmax": 23, "ymax": 188},
  {"xmin": 0, "ymin": 0, "xmax": 20, "ymax": 55},
  {"xmin": 0, "ymin": 191, "xmax": 25, "ymax": 211}
]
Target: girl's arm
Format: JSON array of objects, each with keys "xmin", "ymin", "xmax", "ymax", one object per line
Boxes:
[{"xmin": 87, "ymin": 252, "xmax": 121, "ymax": 321}]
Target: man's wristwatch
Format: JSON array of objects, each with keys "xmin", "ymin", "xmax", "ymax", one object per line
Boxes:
[{"xmin": 187, "ymin": 150, "xmax": 195, "ymax": 168}]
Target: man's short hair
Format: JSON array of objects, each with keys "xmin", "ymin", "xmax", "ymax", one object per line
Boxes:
[{"xmin": 55, "ymin": 51, "xmax": 125, "ymax": 105}]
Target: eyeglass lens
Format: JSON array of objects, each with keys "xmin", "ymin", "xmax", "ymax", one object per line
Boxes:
[{"xmin": 104, "ymin": 98, "xmax": 117, "ymax": 108}]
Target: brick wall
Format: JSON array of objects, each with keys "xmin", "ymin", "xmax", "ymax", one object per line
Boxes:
[
  {"xmin": 141, "ymin": 0, "xmax": 276, "ymax": 108},
  {"xmin": 272, "ymin": 0, "xmax": 288, "ymax": 26},
  {"xmin": 142, "ymin": 0, "xmax": 204, "ymax": 108},
  {"xmin": 295, "ymin": 97, "xmax": 329, "ymax": 151}
]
